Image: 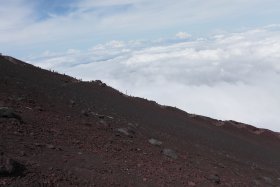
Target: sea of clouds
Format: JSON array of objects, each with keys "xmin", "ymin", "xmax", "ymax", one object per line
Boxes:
[{"xmin": 27, "ymin": 26, "xmax": 280, "ymax": 131}]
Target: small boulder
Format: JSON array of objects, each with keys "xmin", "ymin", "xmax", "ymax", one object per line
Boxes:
[
  {"xmin": 69, "ymin": 100, "xmax": 75, "ymax": 106},
  {"xmin": 253, "ymin": 179, "xmax": 261, "ymax": 186},
  {"xmin": 207, "ymin": 174, "xmax": 221, "ymax": 184},
  {"xmin": 96, "ymin": 80, "xmax": 106, "ymax": 87},
  {"xmin": 98, "ymin": 115, "xmax": 105, "ymax": 119},
  {"xmin": 148, "ymin": 138, "xmax": 162, "ymax": 146},
  {"xmin": 117, "ymin": 128, "xmax": 130, "ymax": 136},
  {"xmin": 35, "ymin": 106, "xmax": 44, "ymax": 111},
  {"xmin": 0, "ymin": 107, "xmax": 22, "ymax": 122},
  {"xmin": 81, "ymin": 110, "xmax": 89, "ymax": 117},
  {"xmin": 162, "ymin": 148, "xmax": 178, "ymax": 159},
  {"xmin": 0, "ymin": 154, "xmax": 25, "ymax": 177},
  {"xmin": 0, "ymin": 159, "xmax": 15, "ymax": 175},
  {"xmin": 128, "ymin": 123, "xmax": 139, "ymax": 128},
  {"xmin": 262, "ymin": 176, "xmax": 273, "ymax": 184},
  {"xmin": 116, "ymin": 127, "xmax": 135, "ymax": 137},
  {"xmin": 46, "ymin": 144, "xmax": 55, "ymax": 149}
]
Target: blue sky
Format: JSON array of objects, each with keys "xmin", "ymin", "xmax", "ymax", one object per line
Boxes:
[
  {"xmin": 1, "ymin": 0, "xmax": 280, "ymax": 57},
  {"xmin": 1, "ymin": 0, "xmax": 280, "ymax": 131},
  {"xmin": 34, "ymin": 0, "xmax": 77, "ymax": 19}
]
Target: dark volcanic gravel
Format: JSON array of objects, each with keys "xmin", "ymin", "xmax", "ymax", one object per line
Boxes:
[{"xmin": 1, "ymin": 55, "xmax": 280, "ymax": 186}]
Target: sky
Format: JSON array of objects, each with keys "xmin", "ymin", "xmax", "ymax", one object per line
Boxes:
[{"xmin": 1, "ymin": 0, "xmax": 280, "ymax": 131}]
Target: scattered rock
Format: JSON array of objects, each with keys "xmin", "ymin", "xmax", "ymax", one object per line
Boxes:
[
  {"xmin": 106, "ymin": 115, "xmax": 114, "ymax": 119},
  {"xmin": 116, "ymin": 128, "xmax": 135, "ymax": 137},
  {"xmin": 188, "ymin": 181, "xmax": 196, "ymax": 186},
  {"xmin": 35, "ymin": 106, "xmax": 44, "ymax": 111},
  {"xmin": 98, "ymin": 114, "xmax": 114, "ymax": 119},
  {"xmin": 0, "ymin": 107, "xmax": 22, "ymax": 122},
  {"xmin": 253, "ymin": 179, "xmax": 261, "ymax": 186},
  {"xmin": 215, "ymin": 121, "xmax": 225, "ymax": 127},
  {"xmin": 98, "ymin": 115, "xmax": 105, "ymax": 119},
  {"xmin": 0, "ymin": 153, "xmax": 25, "ymax": 177},
  {"xmin": 162, "ymin": 149, "xmax": 178, "ymax": 159},
  {"xmin": 128, "ymin": 123, "xmax": 139, "ymax": 128},
  {"xmin": 253, "ymin": 129, "xmax": 266, "ymax": 135},
  {"xmin": 189, "ymin": 114, "xmax": 197, "ymax": 118},
  {"xmin": 0, "ymin": 158, "xmax": 16, "ymax": 175},
  {"xmin": 25, "ymin": 106, "xmax": 32, "ymax": 110},
  {"xmin": 207, "ymin": 174, "xmax": 221, "ymax": 184},
  {"xmin": 46, "ymin": 144, "xmax": 55, "ymax": 149},
  {"xmin": 34, "ymin": 143, "xmax": 43, "ymax": 147},
  {"xmin": 148, "ymin": 138, "xmax": 162, "ymax": 146},
  {"xmin": 96, "ymin": 80, "xmax": 106, "ymax": 87},
  {"xmin": 117, "ymin": 128, "xmax": 129, "ymax": 136},
  {"xmin": 69, "ymin": 100, "xmax": 75, "ymax": 106},
  {"xmin": 215, "ymin": 162, "xmax": 225, "ymax": 168},
  {"xmin": 262, "ymin": 176, "xmax": 273, "ymax": 184},
  {"xmin": 99, "ymin": 120, "xmax": 107, "ymax": 125},
  {"xmin": 81, "ymin": 110, "xmax": 89, "ymax": 117},
  {"xmin": 91, "ymin": 112, "xmax": 114, "ymax": 120},
  {"xmin": 16, "ymin": 97, "xmax": 25, "ymax": 102}
]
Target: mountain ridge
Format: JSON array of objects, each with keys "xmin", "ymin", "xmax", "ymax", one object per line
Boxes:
[{"xmin": 1, "ymin": 55, "xmax": 280, "ymax": 186}]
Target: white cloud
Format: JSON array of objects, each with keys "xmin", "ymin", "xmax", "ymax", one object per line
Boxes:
[
  {"xmin": 0, "ymin": 0, "xmax": 34, "ymax": 31},
  {"xmin": 27, "ymin": 26, "xmax": 280, "ymax": 131},
  {"xmin": 176, "ymin": 32, "xmax": 191, "ymax": 39},
  {"xmin": 76, "ymin": 0, "xmax": 144, "ymax": 9},
  {"xmin": 1, "ymin": 0, "xmax": 280, "ymax": 56}
]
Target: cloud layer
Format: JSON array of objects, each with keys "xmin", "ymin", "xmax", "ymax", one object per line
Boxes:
[
  {"xmin": 1, "ymin": 0, "xmax": 280, "ymax": 57},
  {"xmin": 27, "ymin": 26, "xmax": 280, "ymax": 131}
]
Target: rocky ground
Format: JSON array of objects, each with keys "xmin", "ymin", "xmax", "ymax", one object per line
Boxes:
[{"xmin": 1, "ymin": 55, "xmax": 280, "ymax": 186}]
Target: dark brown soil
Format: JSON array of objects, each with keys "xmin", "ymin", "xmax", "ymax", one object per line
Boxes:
[{"xmin": 0, "ymin": 55, "xmax": 280, "ymax": 186}]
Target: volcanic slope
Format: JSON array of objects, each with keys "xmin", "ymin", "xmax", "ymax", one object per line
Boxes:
[{"xmin": 0, "ymin": 55, "xmax": 280, "ymax": 186}]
